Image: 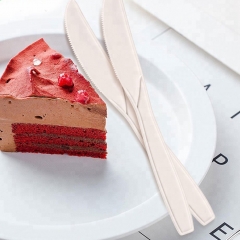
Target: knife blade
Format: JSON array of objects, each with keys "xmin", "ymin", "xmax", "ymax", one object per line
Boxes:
[
  {"xmin": 64, "ymin": 0, "xmax": 215, "ymax": 229},
  {"xmin": 102, "ymin": 0, "xmax": 194, "ymax": 235}
]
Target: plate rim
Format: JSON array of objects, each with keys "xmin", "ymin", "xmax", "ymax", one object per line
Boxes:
[{"xmin": 0, "ymin": 19, "xmax": 216, "ymax": 240}]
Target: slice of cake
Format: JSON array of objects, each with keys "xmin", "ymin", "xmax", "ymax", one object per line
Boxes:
[{"xmin": 0, "ymin": 38, "xmax": 107, "ymax": 159}]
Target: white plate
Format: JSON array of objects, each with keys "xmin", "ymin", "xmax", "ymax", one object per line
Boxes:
[{"xmin": 0, "ymin": 20, "xmax": 216, "ymax": 240}]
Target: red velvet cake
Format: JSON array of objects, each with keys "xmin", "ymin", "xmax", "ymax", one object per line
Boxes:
[{"xmin": 0, "ymin": 38, "xmax": 107, "ymax": 159}]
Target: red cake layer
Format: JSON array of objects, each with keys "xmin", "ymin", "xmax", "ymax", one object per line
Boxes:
[
  {"xmin": 12, "ymin": 123, "xmax": 107, "ymax": 159},
  {"xmin": 16, "ymin": 145, "xmax": 107, "ymax": 159},
  {"xmin": 14, "ymin": 134, "xmax": 107, "ymax": 151},
  {"xmin": 12, "ymin": 123, "xmax": 106, "ymax": 140}
]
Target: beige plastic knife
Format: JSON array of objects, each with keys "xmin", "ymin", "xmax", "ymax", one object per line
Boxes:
[
  {"xmin": 102, "ymin": 0, "xmax": 193, "ymax": 235},
  {"xmin": 64, "ymin": 0, "xmax": 215, "ymax": 233}
]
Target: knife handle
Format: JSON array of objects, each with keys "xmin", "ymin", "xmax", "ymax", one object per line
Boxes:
[
  {"xmin": 168, "ymin": 149, "xmax": 215, "ymax": 225},
  {"xmin": 125, "ymin": 78, "xmax": 193, "ymax": 235},
  {"xmin": 124, "ymin": 97, "xmax": 215, "ymax": 226}
]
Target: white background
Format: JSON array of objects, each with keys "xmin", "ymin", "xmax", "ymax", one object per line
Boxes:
[{"xmin": 0, "ymin": 0, "xmax": 240, "ymax": 239}]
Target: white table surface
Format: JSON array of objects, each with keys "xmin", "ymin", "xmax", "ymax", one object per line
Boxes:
[
  {"xmin": 134, "ymin": 0, "xmax": 240, "ymax": 78},
  {"xmin": 0, "ymin": 0, "xmax": 240, "ymax": 240}
]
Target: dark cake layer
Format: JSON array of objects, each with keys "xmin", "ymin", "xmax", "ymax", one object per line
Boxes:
[
  {"xmin": 14, "ymin": 134, "xmax": 107, "ymax": 151},
  {"xmin": 16, "ymin": 145, "xmax": 107, "ymax": 159}
]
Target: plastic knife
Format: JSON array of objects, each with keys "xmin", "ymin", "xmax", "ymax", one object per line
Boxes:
[
  {"xmin": 102, "ymin": 0, "xmax": 194, "ymax": 235},
  {"xmin": 64, "ymin": 0, "xmax": 215, "ymax": 233}
]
